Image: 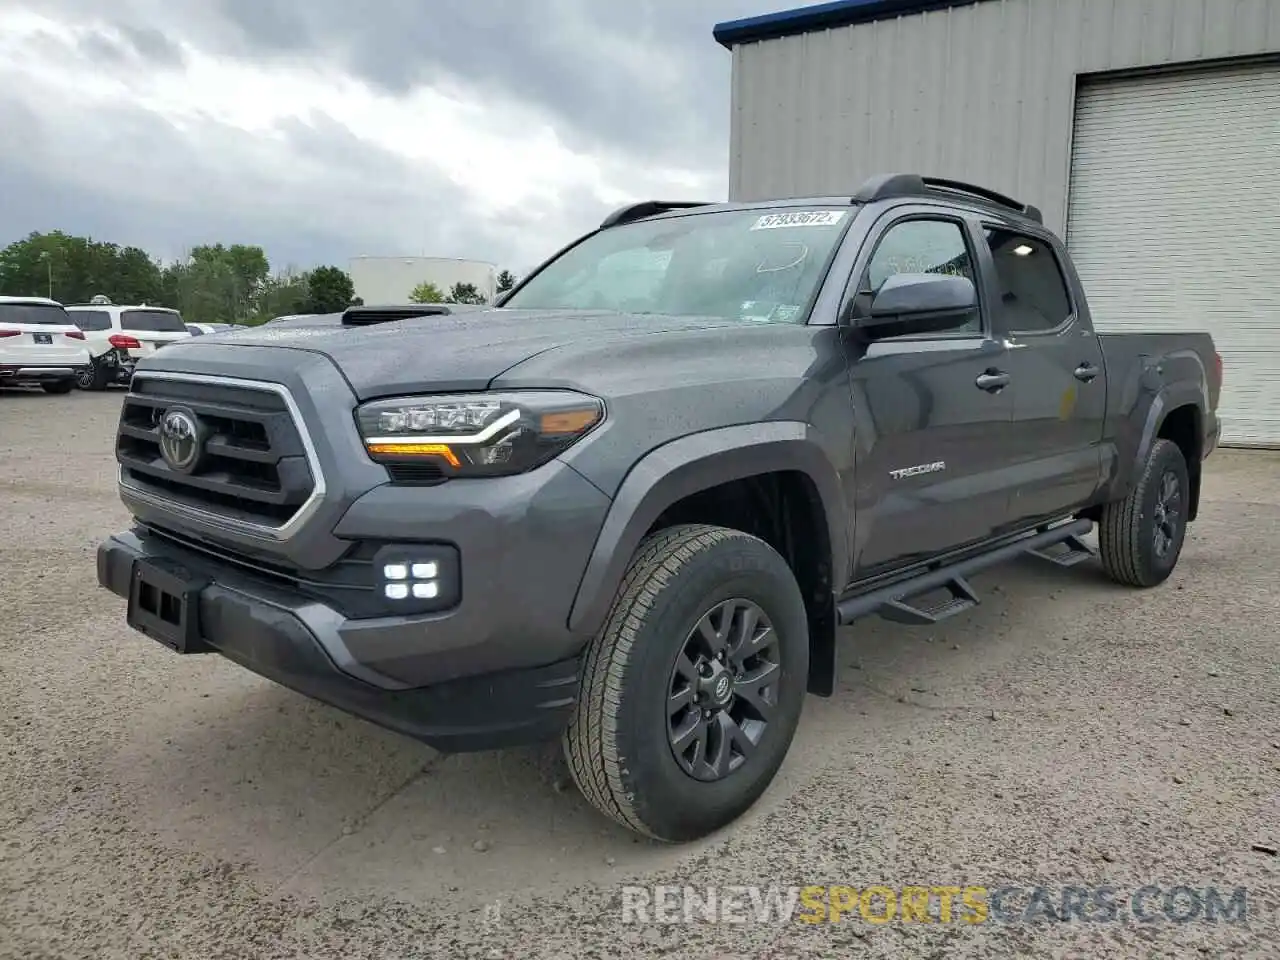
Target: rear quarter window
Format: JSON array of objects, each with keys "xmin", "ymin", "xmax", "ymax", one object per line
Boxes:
[{"xmin": 121, "ymin": 310, "xmax": 186, "ymax": 332}]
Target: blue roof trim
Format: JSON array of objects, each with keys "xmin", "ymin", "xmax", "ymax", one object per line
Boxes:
[{"xmin": 714, "ymin": 0, "xmax": 983, "ymax": 48}]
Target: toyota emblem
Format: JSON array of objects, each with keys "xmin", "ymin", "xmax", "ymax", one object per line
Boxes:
[
  {"xmin": 159, "ymin": 407, "xmax": 203, "ymax": 473},
  {"xmin": 714, "ymin": 674, "xmax": 732, "ymax": 702}
]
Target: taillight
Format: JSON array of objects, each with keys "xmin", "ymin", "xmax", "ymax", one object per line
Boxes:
[
  {"xmin": 0, "ymin": 330, "xmax": 20, "ymax": 338},
  {"xmin": 109, "ymin": 334, "xmax": 142, "ymax": 350},
  {"xmin": 64, "ymin": 330, "xmax": 86, "ymax": 340}
]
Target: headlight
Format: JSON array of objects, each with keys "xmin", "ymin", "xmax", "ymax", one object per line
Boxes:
[{"xmin": 355, "ymin": 390, "xmax": 604, "ymax": 477}]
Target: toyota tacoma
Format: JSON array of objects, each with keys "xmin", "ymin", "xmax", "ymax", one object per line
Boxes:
[{"xmin": 96, "ymin": 174, "xmax": 1221, "ymax": 842}]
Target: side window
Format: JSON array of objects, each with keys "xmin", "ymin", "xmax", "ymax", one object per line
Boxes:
[
  {"xmin": 983, "ymin": 229, "xmax": 1073, "ymax": 333},
  {"xmin": 863, "ymin": 218, "xmax": 979, "ymax": 334}
]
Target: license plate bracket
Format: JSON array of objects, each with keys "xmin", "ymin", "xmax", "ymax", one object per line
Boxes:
[
  {"xmin": 126, "ymin": 557, "xmax": 211, "ymax": 653},
  {"xmin": 34, "ymin": 333, "xmax": 51, "ymax": 344}
]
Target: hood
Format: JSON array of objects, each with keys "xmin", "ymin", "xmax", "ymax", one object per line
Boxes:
[{"xmin": 154, "ymin": 309, "xmax": 743, "ymax": 400}]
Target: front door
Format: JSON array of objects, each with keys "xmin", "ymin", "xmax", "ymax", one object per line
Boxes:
[
  {"xmin": 977, "ymin": 225, "xmax": 1107, "ymax": 529},
  {"xmin": 843, "ymin": 211, "xmax": 1017, "ymax": 581}
]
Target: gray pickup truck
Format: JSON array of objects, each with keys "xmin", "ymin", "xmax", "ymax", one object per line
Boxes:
[{"xmin": 97, "ymin": 174, "xmax": 1221, "ymax": 843}]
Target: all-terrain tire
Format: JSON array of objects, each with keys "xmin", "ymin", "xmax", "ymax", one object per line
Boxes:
[
  {"xmin": 563, "ymin": 523, "xmax": 809, "ymax": 842},
  {"xmin": 1098, "ymin": 438, "xmax": 1190, "ymax": 587},
  {"xmin": 41, "ymin": 380, "xmax": 75, "ymax": 395}
]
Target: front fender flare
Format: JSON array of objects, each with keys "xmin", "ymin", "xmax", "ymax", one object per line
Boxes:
[{"xmin": 567, "ymin": 421, "xmax": 850, "ymax": 637}]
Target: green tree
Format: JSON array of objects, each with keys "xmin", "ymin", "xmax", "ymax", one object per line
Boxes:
[
  {"xmin": 253, "ymin": 269, "xmax": 310, "ymax": 322},
  {"xmin": 114, "ymin": 247, "xmax": 164, "ymax": 304},
  {"xmin": 302, "ymin": 265, "xmax": 356, "ymax": 313},
  {"xmin": 0, "ymin": 231, "xmax": 163, "ymax": 305},
  {"xmin": 496, "ymin": 270, "xmax": 516, "ymax": 293},
  {"xmin": 409, "ymin": 281, "xmax": 444, "ymax": 304},
  {"xmin": 448, "ymin": 281, "xmax": 486, "ymax": 305},
  {"xmin": 183, "ymin": 243, "xmax": 270, "ymax": 321}
]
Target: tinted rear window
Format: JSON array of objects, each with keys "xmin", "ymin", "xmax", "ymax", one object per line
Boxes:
[
  {"xmin": 0, "ymin": 303, "xmax": 71, "ymax": 325},
  {"xmin": 121, "ymin": 309, "xmax": 185, "ymax": 332},
  {"xmin": 70, "ymin": 310, "xmax": 112, "ymax": 331}
]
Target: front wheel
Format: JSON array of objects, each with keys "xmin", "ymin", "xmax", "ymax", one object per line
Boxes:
[
  {"xmin": 41, "ymin": 379, "xmax": 75, "ymax": 395},
  {"xmin": 1098, "ymin": 438, "xmax": 1190, "ymax": 587},
  {"xmin": 564, "ymin": 524, "xmax": 809, "ymax": 842},
  {"xmin": 76, "ymin": 359, "xmax": 109, "ymax": 391}
]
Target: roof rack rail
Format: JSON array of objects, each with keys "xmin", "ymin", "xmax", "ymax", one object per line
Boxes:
[
  {"xmin": 921, "ymin": 176, "xmax": 1043, "ymax": 224},
  {"xmin": 599, "ymin": 200, "xmax": 714, "ymax": 229},
  {"xmin": 853, "ymin": 173, "xmax": 1043, "ymax": 224}
]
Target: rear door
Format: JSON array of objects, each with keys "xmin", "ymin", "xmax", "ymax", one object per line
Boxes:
[
  {"xmin": 978, "ymin": 225, "xmax": 1106, "ymax": 528},
  {"xmin": 119, "ymin": 308, "xmax": 190, "ymax": 356},
  {"xmin": 841, "ymin": 208, "xmax": 1017, "ymax": 579}
]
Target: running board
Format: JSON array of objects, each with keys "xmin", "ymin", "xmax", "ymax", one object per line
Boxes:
[
  {"xmin": 835, "ymin": 519, "xmax": 1094, "ymax": 627},
  {"xmin": 1026, "ymin": 533, "xmax": 1096, "ymax": 568}
]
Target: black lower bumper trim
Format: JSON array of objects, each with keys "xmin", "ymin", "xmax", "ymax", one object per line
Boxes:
[{"xmin": 97, "ymin": 534, "xmax": 581, "ymax": 752}]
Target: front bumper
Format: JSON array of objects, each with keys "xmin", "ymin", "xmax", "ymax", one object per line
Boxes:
[{"xmin": 97, "ymin": 530, "xmax": 582, "ymax": 752}]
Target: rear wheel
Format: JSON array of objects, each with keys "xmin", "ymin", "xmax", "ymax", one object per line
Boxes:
[
  {"xmin": 41, "ymin": 379, "xmax": 74, "ymax": 395},
  {"xmin": 1098, "ymin": 438, "xmax": 1190, "ymax": 587},
  {"xmin": 564, "ymin": 524, "xmax": 809, "ymax": 842}
]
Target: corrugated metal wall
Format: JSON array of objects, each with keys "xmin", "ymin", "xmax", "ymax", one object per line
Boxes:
[{"xmin": 728, "ymin": 0, "xmax": 1280, "ymax": 232}]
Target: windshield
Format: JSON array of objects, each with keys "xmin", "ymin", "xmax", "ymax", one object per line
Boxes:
[
  {"xmin": 504, "ymin": 207, "xmax": 851, "ymax": 322},
  {"xmin": 0, "ymin": 303, "xmax": 72, "ymax": 326},
  {"xmin": 121, "ymin": 309, "xmax": 185, "ymax": 332},
  {"xmin": 69, "ymin": 310, "xmax": 111, "ymax": 331}
]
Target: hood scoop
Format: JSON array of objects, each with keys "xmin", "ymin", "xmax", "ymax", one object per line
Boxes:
[{"xmin": 341, "ymin": 304, "xmax": 453, "ymax": 327}]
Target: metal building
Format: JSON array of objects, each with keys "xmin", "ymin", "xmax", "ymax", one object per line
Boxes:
[
  {"xmin": 715, "ymin": 0, "xmax": 1280, "ymax": 446},
  {"xmin": 348, "ymin": 256, "xmax": 497, "ymax": 306}
]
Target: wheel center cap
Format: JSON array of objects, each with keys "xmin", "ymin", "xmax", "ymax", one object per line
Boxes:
[{"xmin": 700, "ymin": 662, "xmax": 734, "ymax": 708}]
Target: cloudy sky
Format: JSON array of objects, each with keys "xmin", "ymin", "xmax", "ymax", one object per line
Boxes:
[{"xmin": 0, "ymin": 0, "xmax": 796, "ymax": 274}]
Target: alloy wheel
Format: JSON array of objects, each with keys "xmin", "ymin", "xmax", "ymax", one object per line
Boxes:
[
  {"xmin": 666, "ymin": 598, "xmax": 781, "ymax": 782},
  {"xmin": 1152, "ymin": 469, "xmax": 1182, "ymax": 559}
]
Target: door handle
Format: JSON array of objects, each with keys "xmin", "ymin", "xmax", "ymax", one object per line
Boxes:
[
  {"xmin": 975, "ymin": 370, "xmax": 1010, "ymax": 392},
  {"xmin": 1074, "ymin": 363, "xmax": 1099, "ymax": 383}
]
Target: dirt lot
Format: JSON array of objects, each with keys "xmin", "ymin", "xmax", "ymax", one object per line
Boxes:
[{"xmin": 1, "ymin": 386, "xmax": 1277, "ymax": 959}]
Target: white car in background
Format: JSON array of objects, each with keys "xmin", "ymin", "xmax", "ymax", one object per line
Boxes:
[
  {"xmin": 64, "ymin": 304, "xmax": 192, "ymax": 390},
  {"xmin": 184, "ymin": 322, "xmax": 248, "ymax": 336},
  {"xmin": 0, "ymin": 296, "xmax": 91, "ymax": 394}
]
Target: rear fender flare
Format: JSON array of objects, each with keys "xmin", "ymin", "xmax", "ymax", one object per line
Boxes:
[
  {"xmin": 566, "ymin": 421, "xmax": 850, "ymax": 637},
  {"xmin": 1135, "ymin": 384, "xmax": 1204, "ymax": 470},
  {"xmin": 1120, "ymin": 381, "xmax": 1206, "ymax": 517}
]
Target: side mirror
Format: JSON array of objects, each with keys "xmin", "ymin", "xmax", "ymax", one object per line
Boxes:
[{"xmin": 856, "ymin": 273, "xmax": 977, "ymax": 339}]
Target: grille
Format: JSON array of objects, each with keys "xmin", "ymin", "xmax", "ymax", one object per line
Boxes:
[
  {"xmin": 116, "ymin": 376, "xmax": 316, "ymax": 528},
  {"xmin": 142, "ymin": 523, "xmax": 386, "ymax": 618}
]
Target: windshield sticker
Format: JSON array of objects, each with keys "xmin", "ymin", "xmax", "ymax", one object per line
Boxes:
[{"xmin": 751, "ymin": 210, "xmax": 846, "ymax": 231}]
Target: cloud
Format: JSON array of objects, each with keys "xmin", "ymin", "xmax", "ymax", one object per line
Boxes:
[{"xmin": 0, "ymin": 1, "xmax": 792, "ymax": 273}]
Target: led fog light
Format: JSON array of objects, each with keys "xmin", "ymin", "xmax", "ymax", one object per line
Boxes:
[{"xmin": 373, "ymin": 544, "xmax": 460, "ymax": 614}]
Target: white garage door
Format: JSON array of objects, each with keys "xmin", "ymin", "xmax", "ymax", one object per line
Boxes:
[{"xmin": 1067, "ymin": 62, "xmax": 1280, "ymax": 447}]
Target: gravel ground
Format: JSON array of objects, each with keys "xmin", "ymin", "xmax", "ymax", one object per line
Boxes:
[{"xmin": 1, "ymin": 386, "xmax": 1277, "ymax": 959}]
